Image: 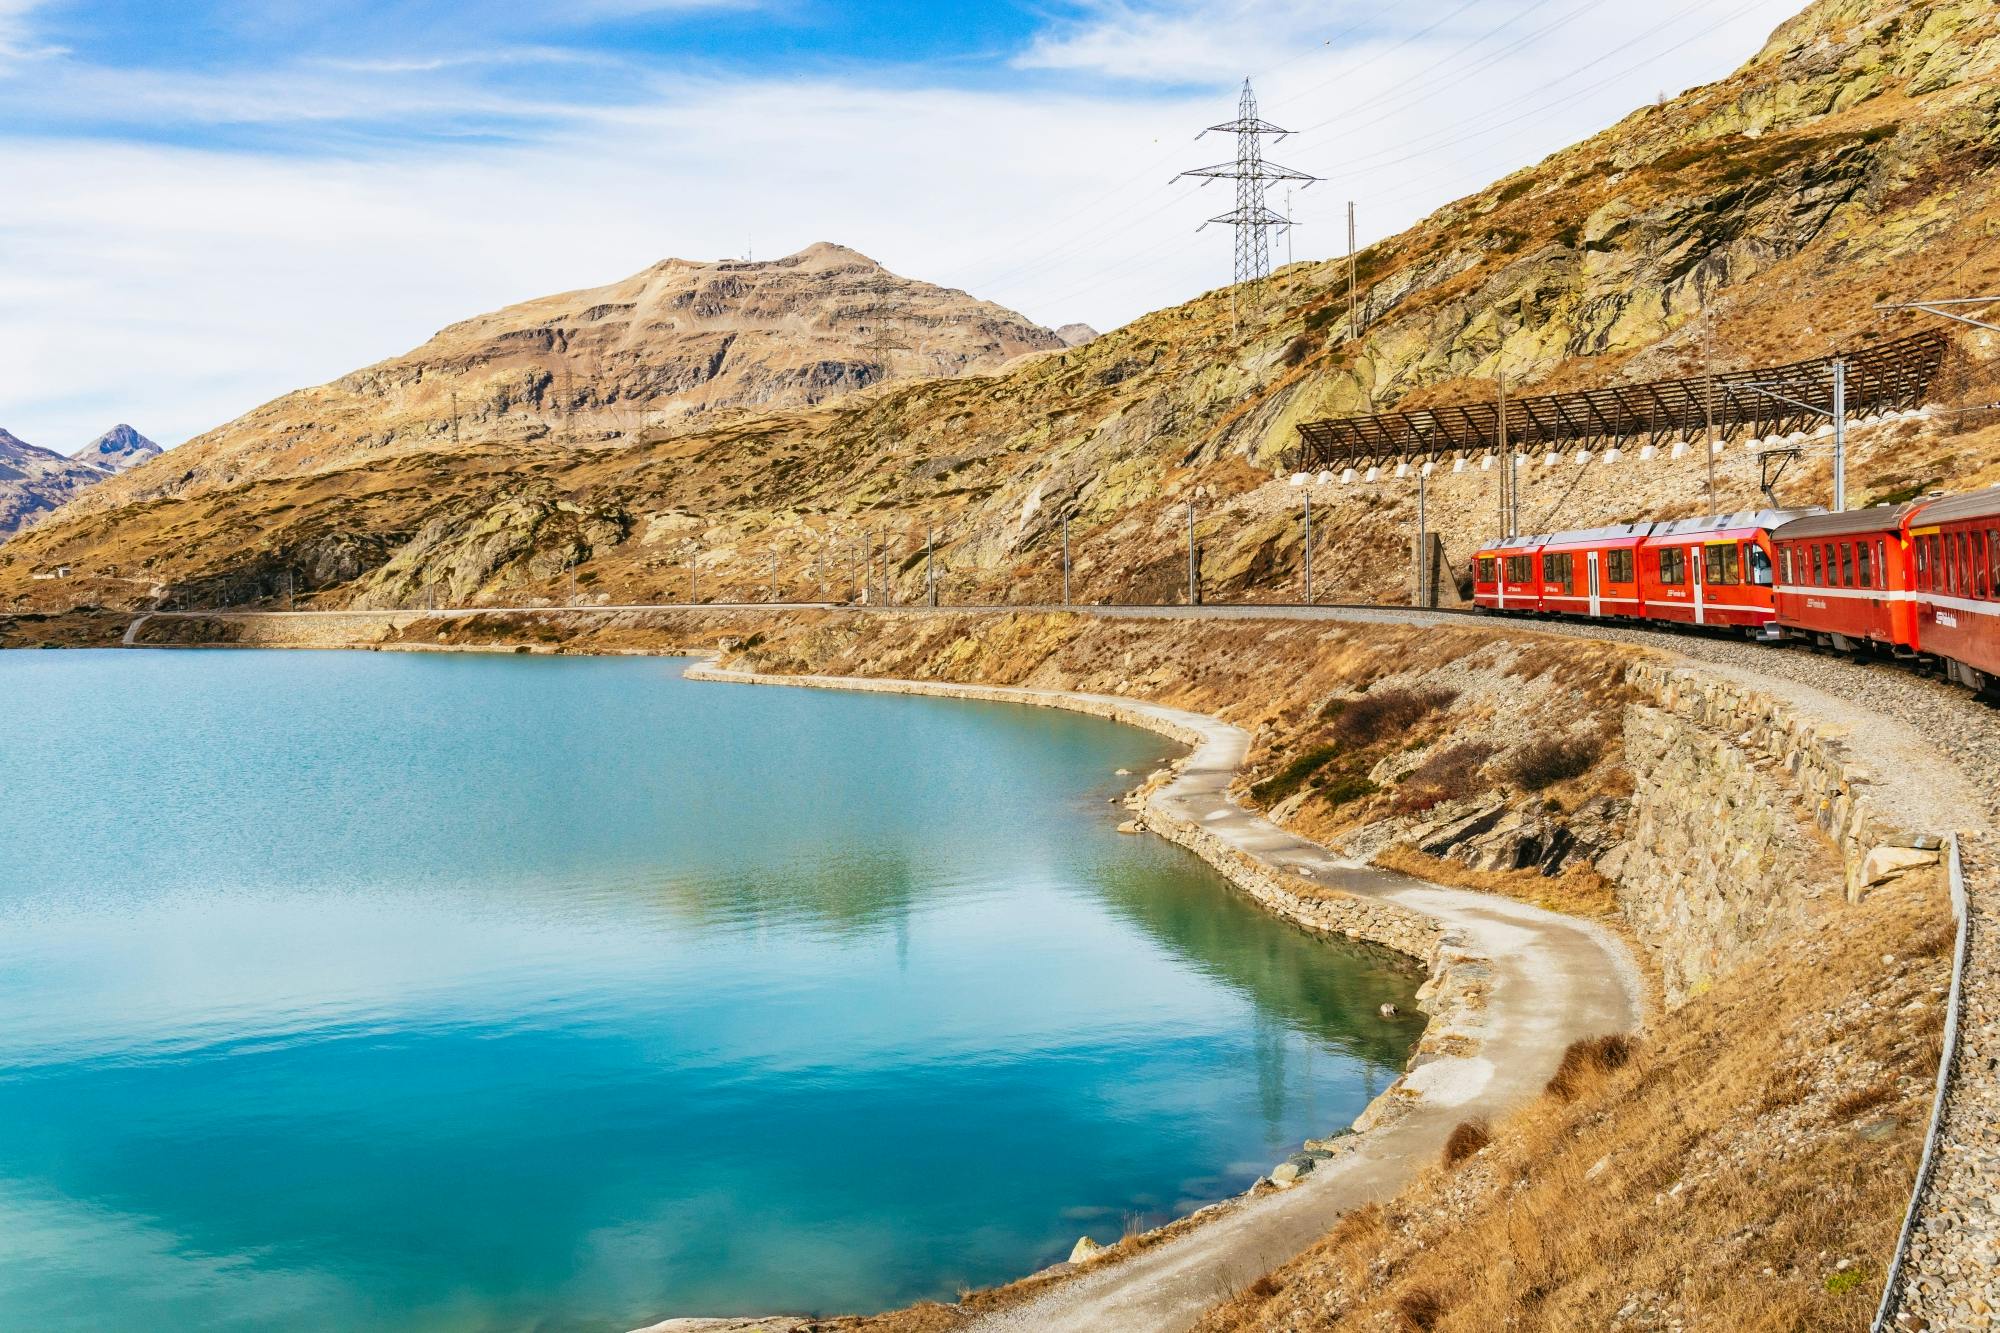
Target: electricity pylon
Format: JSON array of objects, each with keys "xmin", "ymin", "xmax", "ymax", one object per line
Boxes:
[{"xmin": 1177, "ymin": 79, "xmax": 1317, "ymax": 317}]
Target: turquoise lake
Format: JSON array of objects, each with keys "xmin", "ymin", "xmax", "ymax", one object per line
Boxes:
[{"xmin": 0, "ymin": 649, "xmax": 1423, "ymax": 1330}]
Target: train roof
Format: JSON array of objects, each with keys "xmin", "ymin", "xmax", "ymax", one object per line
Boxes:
[
  {"xmin": 1479, "ymin": 509, "xmax": 1823, "ymax": 552},
  {"xmin": 1773, "ymin": 503, "xmax": 1925, "ymax": 541},
  {"xmin": 1648, "ymin": 508, "xmax": 1822, "ymax": 539},
  {"xmin": 1540, "ymin": 521, "xmax": 1655, "ymax": 547},
  {"xmin": 1909, "ymin": 484, "xmax": 2000, "ymax": 528}
]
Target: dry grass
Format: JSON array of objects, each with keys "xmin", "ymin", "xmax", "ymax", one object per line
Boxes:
[
  {"xmin": 1375, "ymin": 844, "xmax": 1621, "ymax": 919},
  {"xmin": 1544, "ymin": 1034, "xmax": 1635, "ymax": 1102},
  {"xmin": 1441, "ymin": 1120, "xmax": 1492, "ymax": 1168},
  {"xmin": 1190, "ymin": 874, "xmax": 1951, "ymax": 1333}
]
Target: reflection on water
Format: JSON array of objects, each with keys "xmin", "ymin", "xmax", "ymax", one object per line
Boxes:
[{"xmin": 0, "ymin": 650, "xmax": 1422, "ymax": 1330}]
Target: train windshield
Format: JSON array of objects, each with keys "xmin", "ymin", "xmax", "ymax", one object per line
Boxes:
[{"xmin": 1747, "ymin": 545, "xmax": 1774, "ymax": 587}]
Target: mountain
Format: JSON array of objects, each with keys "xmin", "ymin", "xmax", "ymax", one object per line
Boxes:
[
  {"xmin": 0, "ymin": 429, "xmax": 111, "ymax": 538},
  {"xmin": 5, "ymin": 0, "xmax": 1998, "ymax": 612},
  {"xmin": 62, "ymin": 242, "xmax": 1067, "ymax": 517},
  {"xmin": 71, "ymin": 425, "xmax": 161, "ymax": 474},
  {"xmin": 1055, "ymin": 323, "xmax": 1101, "ymax": 347}
]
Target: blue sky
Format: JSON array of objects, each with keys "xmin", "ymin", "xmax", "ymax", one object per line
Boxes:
[{"xmin": 0, "ymin": 0, "xmax": 1807, "ymax": 451}]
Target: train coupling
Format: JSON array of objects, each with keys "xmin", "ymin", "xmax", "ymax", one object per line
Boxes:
[{"xmin": 1753, "ymin": 623, "xmax": 1788, "ymax": 644}]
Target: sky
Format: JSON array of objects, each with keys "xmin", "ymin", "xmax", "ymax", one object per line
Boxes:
[{"xmin": 0, "ymin": 0, "xmax": 1809, "ymax": 452}]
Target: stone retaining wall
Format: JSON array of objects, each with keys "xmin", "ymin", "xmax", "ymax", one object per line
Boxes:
[{"xmin": 1621, "ymin": 661, "xmax": 1944, "ymax": 1005}]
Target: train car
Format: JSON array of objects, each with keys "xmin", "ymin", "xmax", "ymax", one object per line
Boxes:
[
  {"xmin": 1531, "ymin": 522, "xmax": 1652, "ymax": 620},
  {"xmin": 1771, "ymin": 505, "xmax": 1922, "ymax": 653},
  {"xmin": 1634, "ymin": 511, "xmax": 1809, "ymax": 635},
  {"xmin": 1472, "ymin": 535, "xmax": 1549, "ymax": 613},
  {"xmin": 1906, "ymin": 488, "xmax": 2000, "ymax": 693}
]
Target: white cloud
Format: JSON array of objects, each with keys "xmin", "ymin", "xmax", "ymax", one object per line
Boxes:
[{"xmin": 0, "ymin": 0, "xmax": 1806, "ymax": 453}]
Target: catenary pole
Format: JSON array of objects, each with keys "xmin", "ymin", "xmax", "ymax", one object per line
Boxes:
[
  {"xmin": 1303, "ymin": 492, "xmax": 1312, "ymax": 603},
  {"xmin": 1832, "ymin": 357, "xmax": 1847, "ymax": 511}
]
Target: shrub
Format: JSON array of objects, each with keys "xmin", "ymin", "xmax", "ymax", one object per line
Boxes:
[
  {"xmin": 1504, "ymin": 735, "xmax": 1602, "ymax": 791},
  {"xmin": 1830, "ymin": 1083, "xmax": 1897, "ymax": 1120},
  {"xmin": 1399, "ymin": 740, "xmax": 1497, "ymax": 803},
  {"xmin": 1322, "ymin": 773, "xmax": 1381, "ymax": 810},
  {"xmin": 1244, "ymin": 1273, "xmax": 1283, "ymax": 1300},
  {"xmin": 1250, "ymin": 744, "xmax": 1340, "ymax": 804},
  {"xmin": 1546, "ymin": 1034, "xmax": 1635, "ymax": 1101},
  {"xmin": 1442, "ymin": 1119, "xmax": 1491, "ymax": 1168},
  {"xmin": 1396, "ymin": 1288, "xmax": 1446, "ymax": 1331},
  {"xmin": 1333, "ymin": 687, "xmax": 1458, "ymax": 748}
]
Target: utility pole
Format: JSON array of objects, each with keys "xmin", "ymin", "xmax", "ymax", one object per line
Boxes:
[
  {"xmin": 1347, "ymin": 202, "xmax": 1359, "ymax": 342},
  {"xmin": 1186, "ymin": 500, "xmax": 1198, "ymax": 607},
  {"xmin": 1498, "ymin": 370, "xmax": 1514, "ymax": 538},
  {"xmin": 1056, "ymin": 512, "xmax": 1072, "ymax": 608},
  {"xmin": 1832, "ymin": 357, "xmax": 1847, "ymax": 512},
  {"xmin": 769, "ymin": 550, "xmax": 778, "ymax": 603},
  {"xmin": 1177, "ymin": 80, "xmax": 1318, "ymax": 324},
  {"xmin": 926, "ymin": 525, "xmax": 937, "ymax": 608},
  {"xmin": 1302, "ymin": 492, "xmax": 1313, "ymax": 604},
  {"xmin": 451, "ymin": 392, "xmax": 460, "ymax": 448},
  {"xmin": 1416, "ymin": 465, "xmax": 1429, "ymax": 609},
  {"xmin": 1705, "ymin": 369, "xmax": 1718, "ymax": 517}
]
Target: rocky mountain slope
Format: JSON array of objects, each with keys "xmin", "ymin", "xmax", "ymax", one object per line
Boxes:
[
  {"xmin": 72, "ymin": 425, "xmax": 161, "ymax": 474},
  {"xmin": 0, "ymin": 429, "xmax": 114, "ymax": 537},
  {"xmin": 3, "ymin": 0, "xmax": 1997, "ymax": 610},
  {"xmin": 59, "ymin": 242, "xmax": 1068, "ymax": 518}
]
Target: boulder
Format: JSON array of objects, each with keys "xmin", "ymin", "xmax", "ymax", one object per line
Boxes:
[
  {"xmin": 1859, "ymin": 843, "xmax": 1939, "ymax": 889},
  {"xmin": 1069, "ymin": 1235, "xmax": 1109, "ymax": 1264},
  {"xmin": 1270, "ymin": 1153, "xmax": 1319, "ymax": 1188}
]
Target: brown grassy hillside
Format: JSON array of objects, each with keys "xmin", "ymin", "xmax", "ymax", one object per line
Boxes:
[{"xmin": 3, "ymin": 0, "xmax": 1997, "ymax": 614}]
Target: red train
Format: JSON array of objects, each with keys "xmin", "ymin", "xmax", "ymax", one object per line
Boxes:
[{"xmin": 1471, "ymin": 487, "xmax": 2000, "ymax": 695}]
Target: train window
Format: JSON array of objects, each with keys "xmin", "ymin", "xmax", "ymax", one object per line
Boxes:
[
  {"xmin": 1748, "ymin": 545, "xmax": 1773, "ymax": 586},
  {"xmin": 1880, "ymin": 541, "xmax": 1890, "ymax": 589},
  {"xmin": 1990, "ymin": 530, "xmax": 2000, "ymax": 597},
  {"xmin": 1779, "ymin": 546, "xmax": 1793, "ymax": 584},
  {"xmin": 1704, "ymin": 543, "xmax": 1740, "ymax": 586},
  {"xmin": 1915, "ymin": 536, "xmax": 1932, "ymax": 591},
  {"xmin": 1607, "ymin": 549, "xmax": 1634, "ymax": 583},
  {"xmin": 1506, "ymin": 555, "xmax": 1533, "ymax": 583},
  {"xmin": 1975, "ymin": 532, "xmax": 1989, "ymax": 598},
  {"xmin": 1544, "ymin": 552, "xmax": 1573, "ymax": 589},
  {"xmin": 1809, "ymin": 545, "xmax": 1823, "ymax": 584},
  {"xmin": 1477, "ymin": 557, "xmax": 1496, "ymax": 584},
  {"xmin": 1857, "ymin": 541, "xmax": 1872, "ymax": 588},
  {"xmin": 1658, "ymin": 547, "xmax": 1685, "ymax": 584},
  {"xmin": 1840, "ymin": 544, "xmax": 1854, "ymax": 587}
]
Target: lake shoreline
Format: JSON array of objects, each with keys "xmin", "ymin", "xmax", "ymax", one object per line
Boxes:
[
  {"xmin": 649, "ymin": 662, "xmax": 1641, "ymax": 1333},
  {"xmin": 101, "ymin": 609, "xmax": 1644, "ymax": 1331}
]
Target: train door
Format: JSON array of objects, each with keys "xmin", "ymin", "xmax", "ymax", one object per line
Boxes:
[
  {"xmin": 1587, "ymin": 550, "xmax": 1602, "ymax": 617},
  {"xmin": 1692, "ymin": 547, "xmax": 1706, "ymax": 626}
]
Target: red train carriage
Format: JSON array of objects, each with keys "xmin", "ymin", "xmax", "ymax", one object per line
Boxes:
[
  {"xmin": 1476, "ymin": 510, "xmax": 1813, "ymax": 633},
  {"xmin": 1532, "ymin": 523, "xmax": 1651, "ymax": 619},
  {"xmin": 1634, "ymin": 512, "xmax": 1802, "ymax": 633},
  {"xmin": 1906, "ymin": 489, "xmax": 2000, "ymax": 693},
  {"xmin": 1771, "ymin": 505, "xmax": 1921, "ymax": 653},
  {"xmin": 1472, "ymin": 535, "xmax": 1550, "ymax": 613}
]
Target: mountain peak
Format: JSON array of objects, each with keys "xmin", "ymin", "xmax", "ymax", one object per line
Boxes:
[{"xmin": 72, "ymin": 424, "xmax": 162, "ymax": 474}]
